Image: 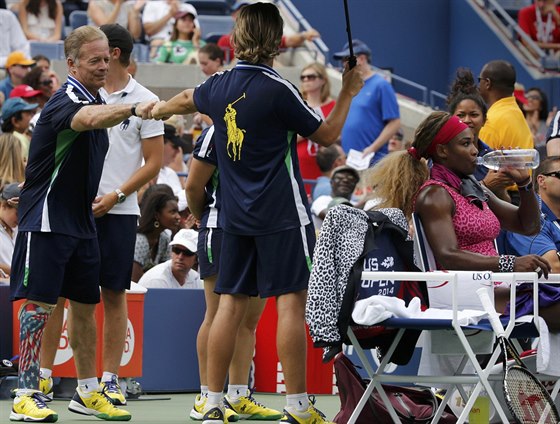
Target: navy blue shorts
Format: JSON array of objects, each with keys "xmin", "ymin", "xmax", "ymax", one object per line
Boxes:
[
  {"xmin": 216, "ymin": 224, "xmax": 315, "ymax": 298},
  {"xmin": 10, "ymin": 232, "xmax": 101, "ymax": 305},
  {"xmin": 96, "ymin": 214, "xmax": 137, "ymax": 291},
  {"xmin": 197, "ymin": 227, "xmax": 223, "ymax": 279}
]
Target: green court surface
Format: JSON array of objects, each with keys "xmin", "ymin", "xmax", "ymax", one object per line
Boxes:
[{"xmin": 0, "ymin": 393, "xmax": 341, "ymax": 423}]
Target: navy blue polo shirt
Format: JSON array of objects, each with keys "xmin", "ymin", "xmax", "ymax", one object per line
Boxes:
[
  {"xmin": 17, "ymin": 76, "xmax": 109, "ymax": 238},
  {"xmin": 193, "ymin": 61, "xmax": 322, "ymax": 235},
  {"xmin": 193, "ymin": 126, "xmax": 221, "ymax": 230}
]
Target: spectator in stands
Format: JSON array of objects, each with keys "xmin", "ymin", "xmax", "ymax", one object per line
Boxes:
[
  {"xmin": 18, "ymin": 0, "xmax": 63, "ymax": 42},
  {"xmin": 334, "ymin": 39, "xmax": 401, "ymax": 166},
  {"xmin": 138, "ymin": 228, "xmax": 202, "ymax": 289},
  {"xmin": 0, "ymin": 132, "xmax": 25, "ymax": 189},
  {"xmin": 518, "ymin": 0, "xmax": 560, "ymax": 54},
  {"xmin": 217, "ymin": 0, "xmax": 320, "ymax": 63},
  {"xmin": 298, "ymin": 63, "xmax": 336, "ymax": 196},
  {"xmin": 87, "ymin": 0, "xmax": 143, "ymax": 40},
  {"xmin": 150, "ymin": 4, "xmax": 362, "ymax": 423},
  {"xmin": 523, "ymin": 86, "xmax": 550, "ymax": 155},
  {"xmin": 157, "ymin": 123, "xmax": 187, "ymax": 194},
  {"xmin": 505, "ymin": 157, "xmax": 560, "ymax": 277},
  {"xmin": 198, "ymin": 42, "xmax": 224, "ymax": 76},
  {"xmin": 0, "ymin": 7, "xmax": 30, "ymax": 68},
  {"xmin": 23, "ymin": 66, "xmax": 55, "ymax": 107},
  {"xmin": 32, "ymin": 54, "xmax": 61, "ymax": 91},
  {"xmin": 478, "ymin": 60, "xmax": 534, "ymax": 202},
  {"xmin": 446, "ymin": 67, "xmax": 513, "ymax": 202},
  {"xmin": 1, "ymin": 96, "xmax": 38, "ymax": 160},
  {"xmin": 0, "ymin": 182, "xmax": 20, "ymax": 277},
  {"xmin": 387, "ymin": 128, "xmax": 406, "ymax": 153},
  {"xmin": 312, "ymin": 144, "xmax": 346, "ymax": 201},
  {"xmin": 142, "ymin": 1, "xmax": 197, "ymax": 56},
  {"xmin": 9, "ymin": 83, "xmax": 42, "ymax": 103},
  {"xmin": 0, "ymin": 51, "xmax": 35, "ymax": 99},
  {"xmin": 132, "ymin": 190, "xmax": 180, "ymax": 282},
  {"xmin": 138, "ymin": 182, "xmax": 173, "ymax": 212},
  {"xmin": 311, "ymin": 165, "xmax": 359, "ymax": 229},
  {"xmin": 154, "ymin": 8, "xmax": 204, "ymax": 64}
]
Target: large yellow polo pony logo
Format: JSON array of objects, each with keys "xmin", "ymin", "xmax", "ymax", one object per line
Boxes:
[{"xmin": 224, "ymin": 93, "xmax": 246, "ymax": 161}]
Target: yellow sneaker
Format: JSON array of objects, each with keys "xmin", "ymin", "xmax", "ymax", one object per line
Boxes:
[
  {"xmin": 201, "ymin": 404, "xmax": 226, "ymax": 424},
  {"xmin": 224, "ymin": 390, "xmax": 283, "ymax": 420},
  {"xmin": 10, "ymin": 392, "xmax": 58, "ymax": 422},
  {"xmin": 100, "ymin": 376, "xmax": 127, "ymax": 405},
  {"xmin": 40, "ymin": 376, "xmax": 54, "ymax": 401},
  {"xmin": 280, "ymin": 397, "xmax": 333, "ymax": 424},
  {"xmin": 191, "ymin": 394, "xmax": 239, "ymax": 422},
  {"xmin": 68, "ymin": 389, "xmax": 131, "ymax": 421}
]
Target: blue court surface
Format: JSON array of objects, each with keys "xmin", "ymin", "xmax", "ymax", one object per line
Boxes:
[{"xmin": 0, "ymin": 393, "xmax": 341, "ymax": 423}]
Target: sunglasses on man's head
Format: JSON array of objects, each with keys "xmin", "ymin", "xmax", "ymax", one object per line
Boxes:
[{"xmin": 172, "ymin": 246, "xmax": 196, "ymax": 257}]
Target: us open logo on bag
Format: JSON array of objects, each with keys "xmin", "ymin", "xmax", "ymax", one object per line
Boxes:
[
  {"xmin": 120, "ymin": 318, "xmax": 135, "ymax": 366},
  {"xmin": 360, "ymin": 255, "xmax": 400, "ymax": 298}
]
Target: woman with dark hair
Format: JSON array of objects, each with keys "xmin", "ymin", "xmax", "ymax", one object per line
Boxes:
[
  {"xmin": 18, "ymin": 0, "xmax": 63, "ymax": 41},
  {"xmin": 23, "ymin": 66, "xmax": 54, "ymax": 108},
  {"xmin": 132, "ymin": 189, "xmax": 180, "ymax": 282},
  {"xmin": 154, "ymin": 9, "xmax": 203, "ymax": 64},
  {"xmin": 447, "ymin": 68, "xmax": 514, "ymax": 201},
  {"xmin": 524, "ymin": 86, "xmax": 550, "ymax": 156}
]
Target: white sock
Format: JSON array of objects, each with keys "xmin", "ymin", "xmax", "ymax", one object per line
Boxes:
[
  {"xmin": 286, "ymin": 393, "xmax": 309, "ymax": 412},
  {"xmin": 77, "ymin": 377, "xmax": 99, "ymax": 394},
  {"xmin": 227, "ymin": 385, "xmax": 248, "ymax": 402},
  {"xmin": 207, "ymin": 391, "xmax": 223, "ymax": 407},
  {"xmin": 101, "ymin": 371, "xmax": 117, "ymax": 383},
  {"xmin": 39, "ymin": 368, "xmax": 52, "ymax": 379},
  {"xmin": 201, "ymin": 385, "xmax": 209, "ymax": 397}
]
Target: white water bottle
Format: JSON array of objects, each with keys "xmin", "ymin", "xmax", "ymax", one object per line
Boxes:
[{"xmin": 476, "ymin": 149, "xmax": 540, "ymax": 171}]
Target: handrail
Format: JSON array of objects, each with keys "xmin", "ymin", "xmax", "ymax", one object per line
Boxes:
[{"xmin": 481, "ymin": 0, "xmax": 554, "ymax": 69}]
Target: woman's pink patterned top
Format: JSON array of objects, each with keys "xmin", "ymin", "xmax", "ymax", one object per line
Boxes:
[{"xmin": 418, "ymin": 180, "xmax": 501, "ymax": 258}]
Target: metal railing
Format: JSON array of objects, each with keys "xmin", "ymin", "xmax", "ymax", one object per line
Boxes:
[{"xmin": 481, "ymin": 0, "xmax": 557, "ymax": 70}]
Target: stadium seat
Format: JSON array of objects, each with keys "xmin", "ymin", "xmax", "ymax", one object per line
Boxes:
[
  {"xmin": 188, "ymin": 0, "xmax": 230, "ymax": 16},
  {"xmin": 29, "ymin": 41, "xmax": 65, "ymax": 61},
  {"xmin": 132, "ymin": 43, "xmax": 150, "ymax": 63},
  {"xmin": 69, "ymin": 10, "xmax": 88, "ymax": 30},
  {"xmin": 197, "ymin": 15, "xmax": 234, "ymax": 40}
]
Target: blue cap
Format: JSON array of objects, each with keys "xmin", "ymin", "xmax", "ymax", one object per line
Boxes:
[
  {"xmin": 333, "ymin": 39, "xmax": 371, "ymax": 60},
  {"xmin": 231, "ymin": 1, "xmax": 250, "ymax": 12},
  {"xmin": 1, "ymin": 97, "xmax": 38, "ymax": 121}
]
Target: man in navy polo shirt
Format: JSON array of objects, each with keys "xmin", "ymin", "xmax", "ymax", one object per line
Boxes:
[
  {"xmin": 9, "ymin": 25, "xmax": 155, "ymax": 422},
  {"xmin": 151, "ymin": 3, "xmax": 363, "ymax": 424}
]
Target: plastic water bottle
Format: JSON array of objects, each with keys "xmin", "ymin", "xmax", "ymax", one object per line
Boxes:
[{"xmin": 476, "ymin": 149, "xmax": 540, "ymax": 171}]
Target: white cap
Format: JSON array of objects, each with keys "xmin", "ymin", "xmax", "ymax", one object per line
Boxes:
[{"xmin": 170, "ymin": 229, "xmax": 198, "ymax": 253}]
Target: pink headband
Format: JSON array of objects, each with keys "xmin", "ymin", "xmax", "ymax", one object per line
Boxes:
[{"xmin": 425, "ymin": 115, "xmax": 469, "ymax": 157}]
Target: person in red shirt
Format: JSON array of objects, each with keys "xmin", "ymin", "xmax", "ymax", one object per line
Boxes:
[
  {"xmin": 217, "ymin": 0, "xmax": 319, "ymax": 62},
  {"xmin": 518, "ymin": 0, "xmax": 560, "ymax": 53}
]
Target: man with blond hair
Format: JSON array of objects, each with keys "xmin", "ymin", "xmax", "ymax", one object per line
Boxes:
[{"xmin": 9, "ymin": 25, "xmax": 155, "ymax": 422}]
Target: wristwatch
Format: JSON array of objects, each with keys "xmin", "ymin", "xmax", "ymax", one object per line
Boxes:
[
  {"xmin": 115, "ymin": 189, "xmax": 126, "ymax": 204},
  {"xmin": 130, "ymin": 102, "xmax": 139, "ymax": 117}
]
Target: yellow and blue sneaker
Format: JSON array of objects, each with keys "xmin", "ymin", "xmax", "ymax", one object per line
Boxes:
[
  {"xmin": 10, "ymin": 391, "xmax": 58, "ymax": 422},
  {"xmin": 280, "ymin": 396, "xmax": 333, "ymax": 424},
  {"xmin": 68, "ymin": 388, "xmax": 131, "ymax": 421},
  {"xmin": 40, "ymin": 376, "xmax": 54, "ymax": 401},
  {"xmin": 100, "ymin": 375, "xmax": 127, "ymax": 405},
  {"xmin": 224, "ymin": 390, "xmax": 283, "ymax": 420},
  {"xmin": 201, "ymin": 403, "xmax": 226, "ymax": 424},
  {"xmin": 191, "ymin": 394, "xmax": 239, "ymax": 422}
]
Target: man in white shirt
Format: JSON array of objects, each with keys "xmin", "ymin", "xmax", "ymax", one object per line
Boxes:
[
  {"xmin": 157, "ymin": 123, "xmax": 187, "ymax": 194},
  {"xmin": 138, "ymin": 229, "xmax": 202, "ymax": 289}
]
